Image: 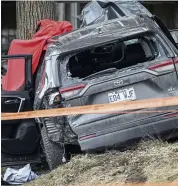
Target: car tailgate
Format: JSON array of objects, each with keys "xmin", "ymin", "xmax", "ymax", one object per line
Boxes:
[{"xmin": 61, "ymin": 63, "xmax": 178, "ymax": 134}]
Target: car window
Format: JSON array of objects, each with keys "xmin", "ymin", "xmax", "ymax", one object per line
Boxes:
[{"xmin": 61, "ymin": 34, "xmax": 164, "ymax": 80}]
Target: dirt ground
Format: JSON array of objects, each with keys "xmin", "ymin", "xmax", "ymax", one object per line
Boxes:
[{"xmin": 26, "ymin": 140, "xmax": 178, "ymax": 186}]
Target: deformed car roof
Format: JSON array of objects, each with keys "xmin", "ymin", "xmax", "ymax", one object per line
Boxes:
[
  {"xmin": 79, "ymin": 0, "xmax": 152, "ymax": 27},
  {"xmin": 49, "ymin": 15, "xmax": 157, "ymax": 55}
]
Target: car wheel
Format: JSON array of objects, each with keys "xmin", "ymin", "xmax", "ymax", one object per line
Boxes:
[{"xmin": 41, "ymin": 126, "xmax": 65, "ymax": 170}]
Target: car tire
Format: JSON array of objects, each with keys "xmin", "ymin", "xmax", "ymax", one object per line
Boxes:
[{"xmin": 41, "ymin": 126, "xmax": 64, "ymax": 170}]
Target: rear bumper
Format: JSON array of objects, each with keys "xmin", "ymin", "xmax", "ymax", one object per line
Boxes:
[{"xmin": 79, "ymin": 117, "xmax": 178, "ymax": 152}]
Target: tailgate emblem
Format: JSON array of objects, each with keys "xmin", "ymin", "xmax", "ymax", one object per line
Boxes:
[{"xmin": 114, "ymin": 80, "xmax": 124, "ymax": 87}]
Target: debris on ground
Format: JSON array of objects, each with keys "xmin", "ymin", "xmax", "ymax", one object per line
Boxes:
[
  {"xmin": 3, "ymin": 164, "xmax": 38, "ymax": 185},
  {"xmin": 26, "ymin": 140, "xmax": 178, "ymax": 186}
]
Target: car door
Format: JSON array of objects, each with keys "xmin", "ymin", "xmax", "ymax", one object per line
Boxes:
[{"xmin": 1, "ymin": 55, "xmax": 40, "ymax": 167}]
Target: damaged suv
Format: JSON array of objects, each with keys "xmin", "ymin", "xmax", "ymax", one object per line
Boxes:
[{"xmin": 1, "ymin": 1, "xmax": 178, "ymax": 170}]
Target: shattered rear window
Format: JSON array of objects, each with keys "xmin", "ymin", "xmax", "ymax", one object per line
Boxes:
[{"xmin": 60, "ymin": 34, "xmax": 165, "ymax": 81}]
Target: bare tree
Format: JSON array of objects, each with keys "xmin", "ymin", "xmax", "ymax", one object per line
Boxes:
[{"xmin": 16, "ymin": 1, "xmax": 56, "ymax": 39}]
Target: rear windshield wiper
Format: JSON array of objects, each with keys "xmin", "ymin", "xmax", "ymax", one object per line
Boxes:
[{"xmin": 82, "ymin": 68, "xmax": 117, "ymax": 80}]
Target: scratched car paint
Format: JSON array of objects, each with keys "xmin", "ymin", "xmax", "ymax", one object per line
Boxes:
[
  {"xmin": 2, "ymin": 0, "xmax": 178, "ymax": 170},
  {"xmin": 34, "ymin": 0, "xmax": 178, "ymax": 153}
]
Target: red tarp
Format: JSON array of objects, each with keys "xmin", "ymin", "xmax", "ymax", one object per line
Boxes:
[{"xmin": 2, "ymin": 19, "xmax": 73, "ymax": 91}]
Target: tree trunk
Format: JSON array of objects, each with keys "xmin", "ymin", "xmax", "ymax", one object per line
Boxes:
[{"xmin": 16, "ymin": 1, "xmax": 56, "ymax": 40}]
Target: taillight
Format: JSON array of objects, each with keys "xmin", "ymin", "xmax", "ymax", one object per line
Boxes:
[
  {"xmin": 59, "ymin": 84, "xmax": 86, "ymax": 98},
  {"xmin": 164, "ymin": 112, "xmax": 178, "ymax": 118},
  {"xmin": 148, "ymin": 58, "xmax": 178, "ymax": 72},
  {"xmin": 79, "ymin": 133, "xmax": 96, "ymax": 141}
]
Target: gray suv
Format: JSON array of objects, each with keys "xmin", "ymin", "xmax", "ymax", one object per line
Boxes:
[{"xmin": 2, "ymin": 1, "xmax": 178, "ymax": 170}]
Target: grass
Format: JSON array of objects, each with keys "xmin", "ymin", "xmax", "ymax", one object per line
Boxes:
[{"xmin": 26, "ymin": 140, "xmax": 178, "ymax": 186}]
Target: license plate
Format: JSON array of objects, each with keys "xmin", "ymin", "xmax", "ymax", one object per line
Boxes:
[{"xmin": 108, "ymin": 87, "xmax": 136, "ymax": 103}]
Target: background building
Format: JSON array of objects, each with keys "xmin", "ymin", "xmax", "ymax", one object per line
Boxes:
[{"xmin": 2, "ymin": 1, "xmax": 178, "ymax": 55}]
